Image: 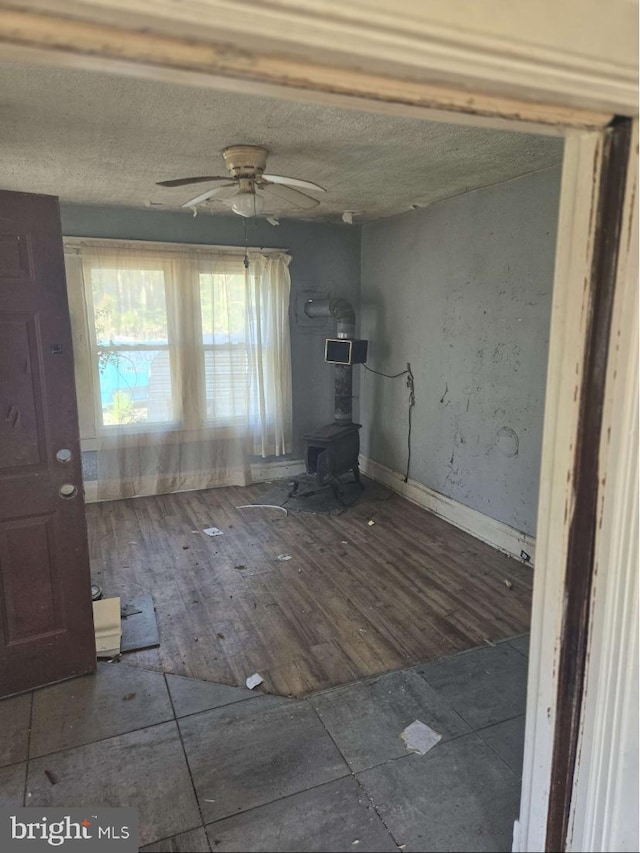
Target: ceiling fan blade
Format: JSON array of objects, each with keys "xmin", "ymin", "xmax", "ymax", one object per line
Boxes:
[
  {"xmin": 182, "ymin": 184, "xmax": 237, "ymax": 207},
  {"xmin": 262, "ymin": 174, "xmax": 326, "ymax": 193},
  {"xmin": 261, "ymin": 183, "xmax": 321, "ymax": 210},
  {"xmin": 157, "ymin": 176, "xmax": 230, "ymax": 188}
]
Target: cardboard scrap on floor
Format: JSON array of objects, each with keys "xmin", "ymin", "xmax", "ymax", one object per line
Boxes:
[
  {"xmin": 120, "ymin": 595, "xmax": 160, "ymax": 654},
  {"xmin": 400, "ymin": 720, "xmax": 442, "ymax": 756},
  {"xmin": 93, "ymin": 597, "xmax": 121, "ymax": 659}
]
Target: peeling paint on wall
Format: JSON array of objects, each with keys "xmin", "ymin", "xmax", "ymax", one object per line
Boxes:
[{"xmin": 360, "ymin": 166, "xmax": 562, "ymax": 536}]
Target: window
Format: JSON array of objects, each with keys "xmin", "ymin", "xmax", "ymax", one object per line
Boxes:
[{"xmin": 66, "ymin": 240, "xmax": 292, "ymax": 461}]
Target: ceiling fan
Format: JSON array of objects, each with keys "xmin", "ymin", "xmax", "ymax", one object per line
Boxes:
[{"xmin": 156, "ymin": 144, "xmax": 326, "ymax": 218}]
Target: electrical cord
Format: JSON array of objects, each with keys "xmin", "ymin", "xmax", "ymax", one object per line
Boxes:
[
  {"xmin": 361, "ymin": 361, "xmax": 415, "ymax": 482},
  {"xmin": 362, "ymin": 364, "xmax": 410, "ymax": 380}
]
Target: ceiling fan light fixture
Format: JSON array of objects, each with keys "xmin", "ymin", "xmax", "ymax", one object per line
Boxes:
[
  {"xmin": 158, "ymin": 144, "xmax": 324, "ymax": 216},
  {"xmin": 231, "ymin": 191, "xmax": 264, "ymax": 218}
]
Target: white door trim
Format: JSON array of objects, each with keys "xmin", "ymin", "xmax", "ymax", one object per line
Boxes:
[
  {"xmin": 514, "ymin": 129, "xmax": 605, "ymax": 852},
  {"xmin": 566, "ymin": 120, "xmax": 639, "ymax": 853},
  {"xmin": 3, "ymin": 1, "xmax": 637, "ymax": 115},
  {"xmin": 0, "ymin": 6, "xmax": 618, "ymax": 131}
]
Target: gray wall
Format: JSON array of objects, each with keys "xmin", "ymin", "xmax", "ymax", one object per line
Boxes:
[
  {"xmin": 60, "ymin": 204, "xmax": 361, "ymax": 457},
  {"xmin": 359, "ymin": 167, "xmax": 561, "ymax": 536}
]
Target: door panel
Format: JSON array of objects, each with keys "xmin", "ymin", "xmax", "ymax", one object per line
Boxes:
[
  {"xmin": 0, "ymin": 190, "xmax": 95, "ymax": 697},
  {"xmin": 1, "ymin": 514, "xmax": 64, "ymax": 643},
  {"xmin": 0, "ymin": 314, "xmax": 48, "ymax": 470}
]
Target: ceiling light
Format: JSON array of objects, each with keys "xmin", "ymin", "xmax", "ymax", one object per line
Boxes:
[{"xmin": 231, "ymin": 191, "xmax": 264, "ymax": 218}]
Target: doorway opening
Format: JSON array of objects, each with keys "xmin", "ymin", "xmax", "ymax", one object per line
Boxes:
[{"xmin": 0, "ymin": 51, "xmax": 615, "ymax": 853}]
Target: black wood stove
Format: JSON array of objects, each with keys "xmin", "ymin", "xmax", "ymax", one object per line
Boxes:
[
  {"xmin": 303, "ymin": 422, "xmax": 362, "ymax": 502},
  {"xmin": 302, "ymin": 297, "xmax": 368, "ymax": 505}
]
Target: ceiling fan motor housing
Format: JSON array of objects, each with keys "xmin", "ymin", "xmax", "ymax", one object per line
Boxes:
[{"xmin": 223, "ymin": 145, "xmax": 268, "ymax": 178}]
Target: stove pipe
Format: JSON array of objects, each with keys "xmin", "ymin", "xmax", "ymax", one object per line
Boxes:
[{"xmin": 304, "ymin": 298, "xmax": 355, "ymax": 424}]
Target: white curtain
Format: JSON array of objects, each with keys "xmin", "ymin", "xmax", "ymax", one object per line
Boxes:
[{"xmin": 64, "ymin": 240, "xmax": 292, "ymax": 501}]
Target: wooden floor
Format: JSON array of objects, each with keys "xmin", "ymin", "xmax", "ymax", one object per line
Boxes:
[{"xmin": 86, "ymin": 478, "xmax": 533, "ymax": 697}]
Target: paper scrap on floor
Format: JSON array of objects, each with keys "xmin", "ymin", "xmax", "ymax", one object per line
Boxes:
[
  {"xmin": 203, "ymin": 527, "xmax": 224, "ymax": 536},
  {"xmin": 400, "ymin": 720, "xmax": 442, "ymax": 755},
  {"xmin": 246, "ymin": 673, "xmax": 264, "ymax": 689}
]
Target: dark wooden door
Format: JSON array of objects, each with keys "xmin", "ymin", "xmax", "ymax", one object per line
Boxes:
[{"xmin": 0, "ymin": 190, "xmax": 95, "ymax": 697}]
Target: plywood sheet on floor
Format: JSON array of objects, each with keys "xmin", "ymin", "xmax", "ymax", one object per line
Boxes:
[{"xmin": 85, "ymin": 479, "xmax": 533, "ymax": 696}]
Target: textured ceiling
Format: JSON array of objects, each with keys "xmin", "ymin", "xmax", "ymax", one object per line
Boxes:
[{"xmin": 0, "ymin": 63, "xmax": 563, "ymax": 223}]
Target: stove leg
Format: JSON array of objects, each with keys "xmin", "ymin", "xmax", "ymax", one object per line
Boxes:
[
  {"xmin": 329, "ymin": 476, "xmax": 345, "ymax": 505},
  {"xmin": 353, "ymin": 463, "xmax": 364, "ymax": 490}
]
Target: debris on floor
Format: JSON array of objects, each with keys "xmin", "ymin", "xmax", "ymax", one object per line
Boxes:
[
  {"xmin": 44, "ymin": 769, "xmax": 58, "ymax": 786},
  {"xmin": 236, "ymin": 504, "xmax": 289, "ymax": 516},
  {"xmin": 504, "ymin": 579, "xmax": 514, "ymax": 589},
  {"xmin": 246, "ymin": 673, "xmax": 264, "ymax": 690},
  {"xmin": 367, "ymin": 519, "xmax": 376, "ymax": 526},
  {"xmin": 276, "ymin": 554, "xmax": 292, "ymax": 561},
  {"xmin": 234, "ymin": 564, "xmax": 247, "ymax": 571},
  {"xmin": 400, "ymin": 720, "xmax": 442, "ymax": 756},
  {"xmin": 93, "ymin": 596, "xmax": 121, "ymax": 659},
  {"xmin": 90, "ymin": 582, "xmax": 103, "ymax": 601},
  {"xmin": 120, "ymin": 595, "xmax": 160, "ymax": 654},
  {"xmin": 203, "ymin": 526, "xmax": 224, "ymax": 536}
]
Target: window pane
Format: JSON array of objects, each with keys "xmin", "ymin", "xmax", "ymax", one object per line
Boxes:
[
  {"xmin": 203, "ymin": 349, "xmax": 248, "ymax": 422},
  {"xmin": 200, "ymin": 273, "xmax": 248, "ymax": 423},
  {"xmin": 199, "ymin": 273, "xmax": 246, "ymax": 344},
  {"xmin": 98, "ymin": 349, "xmax": 173, "ymax": 426},
  {"xmin": 91, "ymin": 267, "xmax": 169, "ymax": 345},
  {"xmin": 91, "ymin": 265, "xmax": 172, "ymax": 427}
]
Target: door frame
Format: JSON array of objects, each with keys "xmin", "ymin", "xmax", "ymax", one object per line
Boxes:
[{"xmin": 0, "ymin": 5, "xmax": 636, "ymax": 850}]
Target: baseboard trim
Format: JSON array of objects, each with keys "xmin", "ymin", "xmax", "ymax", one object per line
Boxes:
[
  {"xmin": 250, "ymin": 457, "xmax": 307, "ymax": 483},
  {"xmin": 83, "ymin": 481, "xmax": 98, "ymax": 503},
  {"xmin": 81, "ymin": 458, "xmax": 307, "ymax": 503},
  {"xmin": 360, "ymin": 455, "xmax": 536, "ymax": 565}
]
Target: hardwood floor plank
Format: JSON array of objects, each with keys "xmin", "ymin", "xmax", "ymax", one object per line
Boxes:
[{"xmin": 86, "ymin": 480, "xmax": 533, "ymax": 696}]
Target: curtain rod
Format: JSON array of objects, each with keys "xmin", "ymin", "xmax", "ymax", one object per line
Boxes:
[{"xmin": 62, "ymin": 236, "xmax": 290, "ymax": 254}]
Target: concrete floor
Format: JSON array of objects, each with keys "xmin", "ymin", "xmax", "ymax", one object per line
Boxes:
[{"xmin": 0, "ymin": 636, "xmax": 529, "ymax": 852}]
